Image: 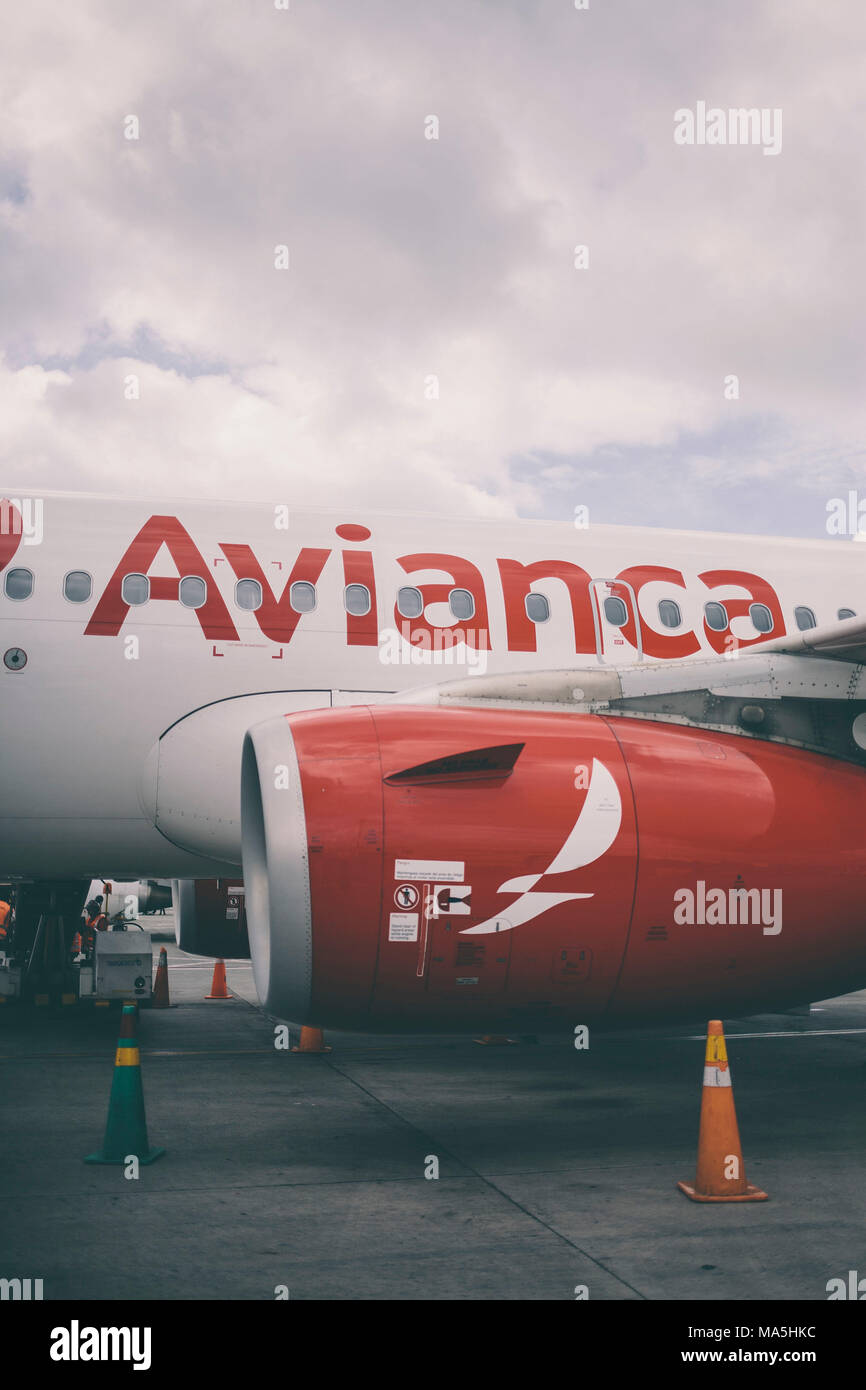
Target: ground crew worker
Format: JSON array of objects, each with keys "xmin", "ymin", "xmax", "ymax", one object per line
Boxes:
[{"xmin": 82, "ymin": 898, "xmax": 108, "ymax": 950}]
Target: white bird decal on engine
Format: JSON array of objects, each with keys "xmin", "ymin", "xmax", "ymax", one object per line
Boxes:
[{"xmin": 459, "ymin": 758, "xmax": 622, "ymax": 935}]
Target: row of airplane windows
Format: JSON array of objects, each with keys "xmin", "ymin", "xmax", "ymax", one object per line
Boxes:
[{"xmin": 0, "ymin": 565, "xmax": 855, "ymax": 633}]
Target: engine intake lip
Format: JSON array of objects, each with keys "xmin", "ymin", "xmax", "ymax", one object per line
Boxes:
[{"xmin": 241, "ymin": 716, "xmax": 313, "ymax": 1021}]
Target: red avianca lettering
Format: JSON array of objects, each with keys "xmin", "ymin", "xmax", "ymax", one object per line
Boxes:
[
  {"xmin": 497, "ymin": 557, "xmax": 594, "ymax": 653},
  {"xmin": 86, "ymin": 516, "xmax": 239, "ymax": 640},
  {"xmin": 219, "ymin": 543, "xmax": 331, "ymax": 645},
  {"xmin": 698, "ymin": 569, "xmax": 784, "ymax": 654},
  {"xmin": 616, "ymin": 565, "xmax": 700, "ymax": 659},
  {"xmin": 396, "ymin": 553, "xmax": 491, "ymax": 649},
  {"xmin": 75, "ymin": 514, "xmax": 788, "ymax": 656}
]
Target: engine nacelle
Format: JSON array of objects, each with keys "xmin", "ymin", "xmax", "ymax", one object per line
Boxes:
[
  {"xmin": 241, "ymin": 705, "xmax": 866, "ymax": 1030},
  {"xmin": 101, "ymin": 880, "xmax": 172, "ymax": 919},
  {"xmin": 173, "ymin": 878, "xmax": 250, "ymax": 958}
]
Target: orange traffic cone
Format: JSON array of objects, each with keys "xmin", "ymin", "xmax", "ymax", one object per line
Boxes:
[
  {"xmin": 474, "ymin": 1034, "xmax": 515, "ymax": 1046},
  {"xmin": 205, "ymin": 959, "xmax": 233, "ymax": 1000},
  {"xmin": 152, "ymin": 946, "xmax": 170, "ymax": 1009},
  {"xmin": 291, "ymin": 1026, "xmax": 331, "ymax": 1054},
  {"xmin": 677, "ymin": 1020, "xmax": 768, "ymax": 1202}
]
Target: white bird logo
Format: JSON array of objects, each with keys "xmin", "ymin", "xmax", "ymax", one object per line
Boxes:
[{"xmin": 459, "ymin": 758, "xmax": 622, "ymax": 935}]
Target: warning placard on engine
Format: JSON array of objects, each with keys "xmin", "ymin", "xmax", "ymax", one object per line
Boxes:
[
  {"xmin": 394, "ymin": 859, "xmax": 464, "ymax": 883},
  {"xmin": 389, "ymin": 913, "xmax": 419, "ymax": 942}
]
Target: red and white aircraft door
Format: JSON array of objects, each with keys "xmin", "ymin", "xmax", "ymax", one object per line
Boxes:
[{"xmin": 590, "ymin": 578, "xmax": 643, "ymax": 664}]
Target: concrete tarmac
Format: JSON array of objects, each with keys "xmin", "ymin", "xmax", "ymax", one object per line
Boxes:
[{"xmin": 2, "ymin": 922, "xmax": 865, "ymax": 1301}]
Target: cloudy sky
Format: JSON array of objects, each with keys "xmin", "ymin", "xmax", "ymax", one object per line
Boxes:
[{"xmin": 1, "ymin": 0, "xmax": 864, "ymax": 535}]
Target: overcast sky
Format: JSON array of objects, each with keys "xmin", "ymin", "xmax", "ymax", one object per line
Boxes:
[{"xmin": 1, "ymin": 0, "xmax": 864, "ymax": 536}]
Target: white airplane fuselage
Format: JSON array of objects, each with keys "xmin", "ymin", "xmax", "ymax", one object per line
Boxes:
[{"xmin": 2, "ymin": 491, "xmax": 863, "ymax": 880}]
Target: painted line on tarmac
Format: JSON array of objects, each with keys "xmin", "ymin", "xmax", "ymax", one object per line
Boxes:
[
  {"xmin": 677, "ymin": 1027, "xmax": 866, "ymax": 1040},
  {"xmin": 164, "ymin": 963, "xmax": 253, "ymax": 970},
  {"xmin": 0, "ymin": 1047, "xmax": 274, "ymax": 1060},
  {"xmin": 146, "ymin": 1048, "xmax": 272, "ymax": 1056},
  {"xmin": 324, "ymin": 1055, "xmax": 648, "ymax": 1300}
]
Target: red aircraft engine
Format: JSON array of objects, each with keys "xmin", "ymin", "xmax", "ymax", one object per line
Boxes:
[{"xmin": 240, "ymin": 704, "xmax": 866, "ymax": 1031}]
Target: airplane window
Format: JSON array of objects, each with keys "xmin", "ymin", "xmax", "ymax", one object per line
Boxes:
[
  {"xmin": 704, "ymin": 601, "xmax": 728, "ymax": 632},
  {"xmin": 603, "ymin": 595, "xmax": 628, "ymax": 627},
  {"xmin": 235, "ymin": 578, "xmax": 263, "ymax": 612},
  {"xmin": 449, "ymin": 588, "xmax": 475, "ymax": 620},
  {"xmin": 63, "ymin": 570, "xmax": 92, "ymax": 603},
  {"xmin": 838, "ymin": 608, "xmax": 856, "ymax": 621},
  {"xmin": 794, "ymin": 606, "xmax": 817, "ymax": 631},
  {"xmin": 344, "ymin": 583, "xmax": 371, "ymax": 616},
  {"xmin": 749, "ymin": 603, "xmax": 773, "ymax": 634},
  {"xmin": 290, "ymin": 581, "xmax": 316, "ymax": 614},
  {"xmin": 657, "ymin": 599, "xmax": 682, "ymax": 629},
  {"xmin": 179, "ymin": 576, "xmax": 207, "ymax": 609},
  {"xmin": 4, "ymin": 567, "xmax": 33, "ymax": 600},
  {"xmin": 397, "ymin": 586, "xmax": 424, "ymax": 619},
  {"xmin": 525, "ymin": 592, "xmax": 550, "ymax": 623},
  {"xmin": 121, "ymin": 573, "xmax": 149, "ymax": 606}
]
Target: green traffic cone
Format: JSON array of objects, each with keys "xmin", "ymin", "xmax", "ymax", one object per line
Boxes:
[{"xmin": 85, "ymin": 1004, "xmax": 165, "ymax": 1165}]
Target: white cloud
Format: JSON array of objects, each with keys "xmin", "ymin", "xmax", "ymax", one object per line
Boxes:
[{"xmin": 1, "ymin": 0, "xmax": 864, "ymax": 524}]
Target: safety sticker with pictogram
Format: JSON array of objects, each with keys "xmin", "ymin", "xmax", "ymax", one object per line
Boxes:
[{"xmin": 394, "ymin": 883, "xmax": 420, "ymax": 911}]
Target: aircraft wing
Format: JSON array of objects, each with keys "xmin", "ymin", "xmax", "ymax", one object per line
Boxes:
[
  {"xmin": 756, "ymin": 612, "xmax": 866, "ymax": 665},
  {"xmin": 396, "ymin": 619, "xmax": 866, "ymax": 770}
]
